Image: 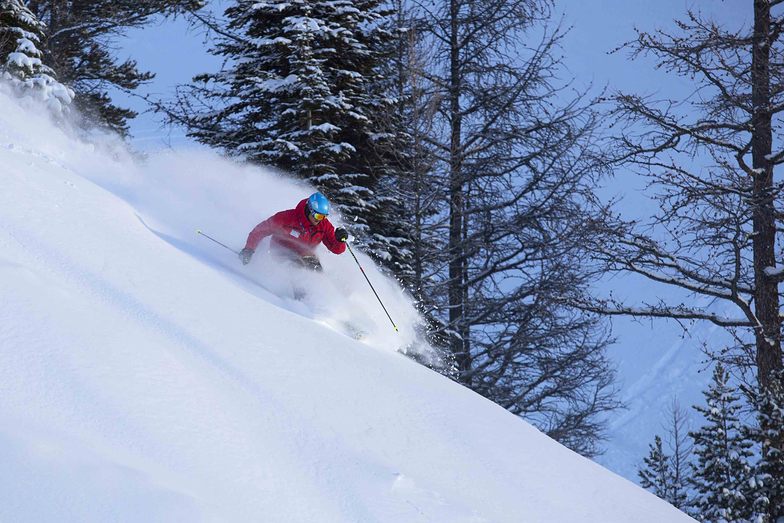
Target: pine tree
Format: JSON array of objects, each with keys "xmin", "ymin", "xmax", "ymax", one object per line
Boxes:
[
  {"xmin": 638, "ymin": 401, "xmax": 694, "ymax": 514},
  {"xmin": 0, "ymin": 0, "xmax": 72, "ymax": 111},
  {"xmin": 325, "ymin": 0, "xmax": 397, "ymax": 249},
  {"xmin": 690, "ymin": 363, "xmax": 755, "ymax": 523},
  {"xmin": 639, "ymin": 435, "xmax": 674, "ymax": 501},
  {"xmin": 179, "ymin": 0, "xmax": 396, "ymax": 251},
  {"xmin": 350, "ymin": 0, "xmax": 410, "ymax": 279},
  {"xmin": 745, "ymin": 370, "xmax": 784, "ymax": 523},
  {"xmin": 27, "ymin": 0, "xmax": 202, "ymax": 135}
]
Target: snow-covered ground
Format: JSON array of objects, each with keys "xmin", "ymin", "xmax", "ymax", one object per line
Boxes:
[{"xmin": 0, "ymin": 88, "xmax": 695, "ymax": 521}]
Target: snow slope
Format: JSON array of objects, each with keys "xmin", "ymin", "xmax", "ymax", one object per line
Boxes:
[{"xmin": 0, "ymin": 89, "xmax": 694, "ymax": 522}]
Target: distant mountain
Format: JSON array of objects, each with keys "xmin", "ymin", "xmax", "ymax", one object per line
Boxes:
[{"xmin": 597, "ymin": 311, "xmax": 727, "ymax": 480}]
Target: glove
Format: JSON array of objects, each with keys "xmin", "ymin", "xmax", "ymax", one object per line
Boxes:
[
  {"xmin": 335, "ymin": 227, "xmax": 348, "ymax": 243},
  {"xmin": 239, "ymin": 247, "xmax": 254, "ymax": 265}
]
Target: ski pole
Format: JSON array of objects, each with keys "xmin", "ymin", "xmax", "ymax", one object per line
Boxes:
[
  {"xmin": 196, "ymin": 229, "xmax": 240, "ymax": 255},
  {"xmin": 345, "ymin": 241, "xmax": 398, "ymax": 333}
]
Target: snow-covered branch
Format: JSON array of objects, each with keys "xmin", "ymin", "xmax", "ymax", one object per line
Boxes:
[{"xmin": 570, "ymin": 296, "xmax": 751, "ymax": 328}]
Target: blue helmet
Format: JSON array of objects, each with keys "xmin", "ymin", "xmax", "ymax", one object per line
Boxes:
[{"xmin": 307, "ymin": 192, "xmax": 330, "ymax": 216}]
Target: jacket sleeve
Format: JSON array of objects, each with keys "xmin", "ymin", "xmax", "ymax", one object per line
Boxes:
[
  {"xmin": 321, "ymin": 220, "xmax": 347, "ymax": 255},
  {"xmin": 244, "ymin": 210, "xmax": 289, "ymax": 250}
]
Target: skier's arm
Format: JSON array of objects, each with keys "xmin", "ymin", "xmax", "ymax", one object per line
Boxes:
[
  {"xmin": 321, "ymin": 221, "xmax": 347, "ymax": 254},
  {"xmin": 245, "ymin": 210, "xmax": 289, "ymax": 250}
]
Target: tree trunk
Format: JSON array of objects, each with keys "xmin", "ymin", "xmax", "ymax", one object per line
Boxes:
[
  {"xmin": 448, "ymin": 0, "xmax": 469, "ymax": 377},
  {"xmin": 751, "ymin": 0, "xmax": 782, "ymax": 389},
  {"xmin": 752, "ymin": 3, "xmax": 784, "ymax": 520}
]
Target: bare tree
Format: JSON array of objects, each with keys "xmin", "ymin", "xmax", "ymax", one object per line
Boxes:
[
  {"xmin": 665, "ymin": 399, "xmax": 692, "ymax": 511},
  {"xmin": 410, "ymin": 0, "xmax": 620, "ymax": 455},
  {"xmin": 589, "ymin": 1, "xmax": 784, "ymax": 386},
  {"xmin": 581, "ymin": 1, "xmax": 783, "ymax": 518},
  {"xmin": 374, "ymin": 2, "xmax": 448, "ymax": 349}
]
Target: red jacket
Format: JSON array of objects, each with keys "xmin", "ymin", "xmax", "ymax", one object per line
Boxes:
[{"xmin": 244, "ymin": 198, "xmax": 346, "ymax": 257}]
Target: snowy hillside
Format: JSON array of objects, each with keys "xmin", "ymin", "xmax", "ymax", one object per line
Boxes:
[{"xmin": 0, "ymin": 89, "xmax": 695, "ymax": 522}]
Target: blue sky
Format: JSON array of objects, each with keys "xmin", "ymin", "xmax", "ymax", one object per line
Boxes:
[{"xmin": 115, "ymin": 1, "xmax": 749, "ymax": 149}]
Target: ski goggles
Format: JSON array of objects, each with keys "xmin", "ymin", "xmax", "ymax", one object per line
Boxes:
[{"xmin": 311, "ymin": 211, "xmax": 328, "ymax": 222}]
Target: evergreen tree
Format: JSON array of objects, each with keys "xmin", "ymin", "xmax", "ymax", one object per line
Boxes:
[
  {"xmin": 638, "ymin": 401, "xmax": 694, "ymax": 514},
  {"xmin": 177, "ymin": 0, "xmax": 396, "ymax": 253},
  {"xmin": 371, "ymin": 0, "xmax": 444, "ymax": 327},
  {"xmin": 690, "ymin": 363, "xmax": 755, "ymax": 523},
  {"xmin": 329, "ymin": 0, "xmax": 409, "ymax": 269},
  {"xmin": 27, "ymin": 0, "xmax": 202, "ymax": 135},
  {"xmin": 0, "ymin": 0, "xmax": 72, "ymax": 111},
  {"xmin": 639, "ymin": 435, "xmax": 674, "ymax": 501},
  {"xmin": 745, "ymin": 370, "xmax": 784, "ymax": 523},
  {"xmin": 356, "ymin": 0, "xmax": 416, "ymax": 280}
]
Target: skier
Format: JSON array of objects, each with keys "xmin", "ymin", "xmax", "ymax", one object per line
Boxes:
[{"xmin": 238, "ymin": 192, "xmax": 348, "ymax": 271}]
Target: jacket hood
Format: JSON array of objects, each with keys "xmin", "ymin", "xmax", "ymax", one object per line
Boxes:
[{"xmin": 295, "ymin": 198, "xmax": 309, "ymax": 220}]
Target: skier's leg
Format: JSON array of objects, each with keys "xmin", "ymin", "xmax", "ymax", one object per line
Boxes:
[{"xmin": 299, "ymin": 255, "xmax": 322, "ymax": 272}]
